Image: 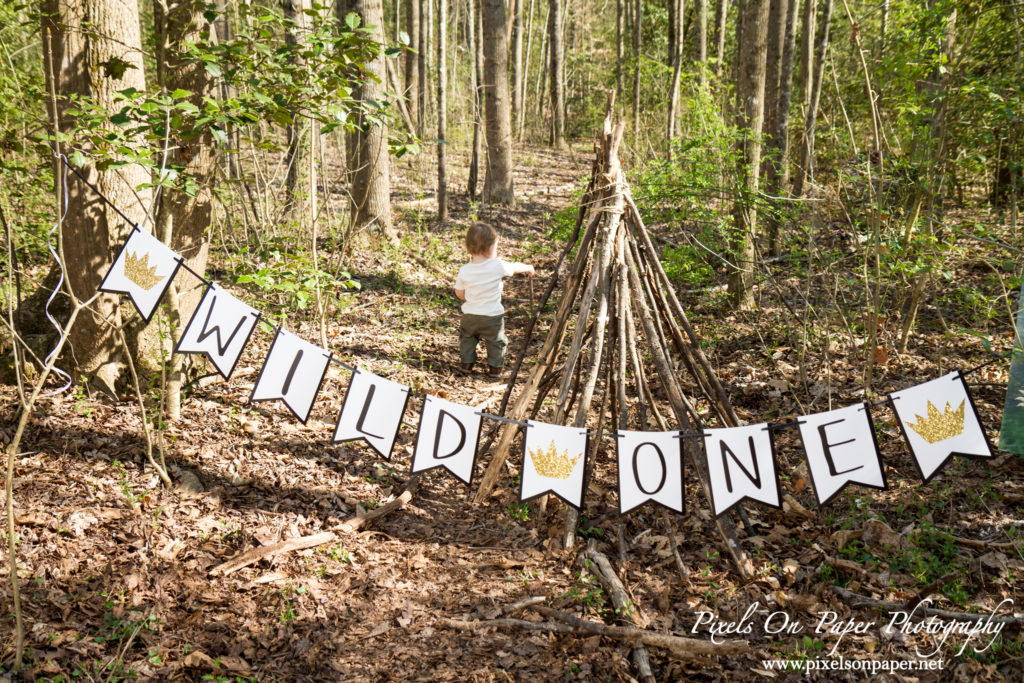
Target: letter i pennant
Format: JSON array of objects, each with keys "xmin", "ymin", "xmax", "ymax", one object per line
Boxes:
[
  {"xmin": 333, "ymin": 370, "xmax": 410, "ymax": 460},
  {"xmin": 250, "ymin": 328, "xmax": 332, "ymax": 423},
  {"xmin": 411, "ymin": 395, "xmax": 482, "ymax": 485}
]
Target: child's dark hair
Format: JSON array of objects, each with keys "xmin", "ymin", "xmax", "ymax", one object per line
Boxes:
[{"xmin": 465, "ymin": 222, "xmax": 498, "ymax": 256}]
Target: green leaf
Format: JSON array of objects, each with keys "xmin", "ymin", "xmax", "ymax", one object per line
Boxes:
[
  {"xmin": 204, "ymin": 62, "xmax": 223, "ymax": 78},
  {"xmin": 345, "ymin": 12, "xmax": 361, "ymax": 30}
]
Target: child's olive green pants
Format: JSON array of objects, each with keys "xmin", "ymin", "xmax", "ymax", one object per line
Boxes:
[{"xmin": 459, "ymin": 313, "xmax": 507, "ymax": 367}]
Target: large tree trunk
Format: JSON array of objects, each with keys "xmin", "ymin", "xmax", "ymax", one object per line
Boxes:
[
  {"xmin": 343, "ymin": 0, "xmax": 395, "ymax": 242},
  {"xmin": 727, "ymin": 0, "xmax": 771, "ymax": 310},
  {"xmin": 40, "ymin": 0, "xmax": 153, "ymax": 395},
  {"xmin": 405, "ymin": 0, "xmax": 421, "ymax": 133},
  {"xmin": 481, "ymin": 0, "xmax": 515, "ymax": 203},
  {"xmin": 437, "ymin": 0, "xmax": 448, "ymax": 221},
  {"xmin": 792, "ymin": 0, "xmax": 831, "ymax": 197},
  {"xmin": 547, "ymin": 0, "xmax": 566, "ymax": 148}
]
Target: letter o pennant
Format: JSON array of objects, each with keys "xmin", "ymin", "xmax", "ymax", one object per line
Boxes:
[{"xmin": 616, "ymin": 430, "xmax": 684, "ymax": 514}]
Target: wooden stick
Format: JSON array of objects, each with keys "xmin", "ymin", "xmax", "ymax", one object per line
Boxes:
[
  {"xmin": 338, "ymin": 474, "xmax": 422, "ymax": 533},
  {"xmin": 830, "ymin": 586, "xmax": 1024, "ymax": 627},
  {"xmin": 210, "ymin": 532, "xmax": 336, "ymax": 576}
]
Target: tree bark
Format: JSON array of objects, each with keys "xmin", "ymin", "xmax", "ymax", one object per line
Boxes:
[
  {"xmin": 616, "ymin": 0, "xmax": 624, "ymax": 96},
  {"xmin": 727, "ymin": 0, "xmax": 771, "ymax": 310},
  {"xmin": 511, "ymin": 0, "xmax": 523, "ymax": 130},
  {"xmin": 695, "ymin": 0, "xmax": 708, "ymax": 86},
  {"xmin": 283, "ymin": 0, "xmax": 311, "ymax": 220},
  {"xmin": 518, "ymin": 0, "xmax": 535, "ymax": 140},
  {"xmin": 418, "ymin": 0, "xmax": 428, "ymax": 128},
  {"xmin": 343, "ymin": 0, "xmax": 395, "ymax": 242},
  {"xmin": 792, "ymin": 0, "xmax": 831, "ymax": 197},
  {"xmin": 714, "ymin": 0, "xmax": 729, "ymax": 81},
  {"xmin": 765, "ymin": 0, "xmax": 798, "ymax": 254},
  {"xmin": 40, "ymin": 0, "xmax": 153, "ymax": 395},
  {"xmin": 405, "ymin": 0, "xmax": 421, "ymax": 133},
  {"xmin": 631, "ymin": 0, "xmax": 641, "ymax": 139},
  {"xmin": 468, "ymin": 0, "xmax": 483, "ymax": 196},
  {"xmin": 437, "ymin": 0, "xmax": 448, "ymax": 222},
  {"xmin": 547, "ymin": 0, "xmax": 566, "ymax": 148},
  {"xmin": 481, "ymin": 0, "xmax": 515, "ymax": 203}
]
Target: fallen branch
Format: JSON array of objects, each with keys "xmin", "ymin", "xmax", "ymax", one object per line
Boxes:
[
  {"xmin": 209, "ymin": 531, "xmax": 336, "ymax": 576},
  {"xmin": 830, "ymin": 586, "xmax": 1024, "ymax": 627},
  {"xmin": 337, "ymin": 474, "xmax": 422, "ymax": 534}
]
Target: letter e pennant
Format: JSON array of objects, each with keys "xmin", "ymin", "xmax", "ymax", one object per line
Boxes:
[
  {"xmin": 891, "ymin": 371, "xmax": 992, "ymax": 483},
  {"xmin": 333, "ymin": 369, "xmax": 410, "ymax": 460},
  {"xmin": 703, "ymin": 424, "xmax": 781, "ymax": 517},
  {"xmin": 520, "ymin": 421, "xmax": 588, "ymax": 509},
  {"xmin": 99, "ymin": 226, "xmax": 182, "ymax": 322},
  {"xmin": 797, "ymin": 404, "xmax": 886, "ymax": 505},
  {"xmin": 616, "ymin": 430, "xmax": 684, "ymax": 514},
  {"xmin": 411, "ymin": 395, "xmax": 482, "ymax": 485},
  {"xmin": 176, "ymin": 284, "xmax": 259, "ymax": 379},
  {"xmin": 250, "ymin": 328, "xmax": 332, "ymax": 423}
]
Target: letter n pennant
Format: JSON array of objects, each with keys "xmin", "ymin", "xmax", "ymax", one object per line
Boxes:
[
  {"xmin": 175, "ymin": 284, "xmax": 259, "ymax": 379},
  {"xmin": 411, "ymin": 395, "xmax": 482, "ymax": 485},
  {"xmin": 797, "ymin": 404, "xmax": 886, "ymax": 506},
  {"xmin": 332, "ymin": 369, "xmax": 410, "ymax": 460},
  {"xmin": 703, "ymin": 424, "xmax": 781, "ymax": 517},
  {"xmin": 99, "ymin": 226, "xmax": 182, "ymax": 322},
  {"xmin": 616, "ymin": 430, "xmax": 684, "ymax": 514},
  {"xmin": 520, "ymin": 421, "xmax": 588, "ymax": 509},
  {"xmin": 250, "ymin": 328, "xmax": 332, "ymax": 424},
  {"xmin": 891, "ymin": 371, "xmax": 992, "ymax": 483}
]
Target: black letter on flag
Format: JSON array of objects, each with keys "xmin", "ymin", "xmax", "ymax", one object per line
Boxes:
[
  {"xmin": 816, "ymin": 419, "xmax": 864, "ymax": 477},
  {"xmin": 196, "ymin": 297, "xmax": 249, "ymax": 356},
  {"xmin": 632, "ymin": 442, "xmax": 667, "ymax": 495},
  {"xmin": 355, "ymin": 384, "xmax": 385, "ymax": 440},
  {"xmin": 432, "ymin": 410, "xmax": 467, "ymax": 460},
  {"xmin": 721, "ymin": 437, "xmax": 761, "ymax": 493}
]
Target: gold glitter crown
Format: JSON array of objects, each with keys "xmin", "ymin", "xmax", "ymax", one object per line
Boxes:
[
  {"xmin": 908, "ymin": 400, "xmax": 965, "ymax": 444},
  {"xmin": 528, "ymin": 440, "xmax": 582, "ymax": 480},
  {"xmin": 124, "ymin": 251, "xmax": 165, "ymax": 291}
]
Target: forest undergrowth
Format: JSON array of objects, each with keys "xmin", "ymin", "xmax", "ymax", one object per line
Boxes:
[{"xmin": 1, "ymin": 144, "xmax": 1023, "ymax": 681}]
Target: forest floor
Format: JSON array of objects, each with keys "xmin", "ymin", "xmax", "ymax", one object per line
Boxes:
[{"xmin": 2, "ymin": 143, "xmax": 1024, "ymax": 682}]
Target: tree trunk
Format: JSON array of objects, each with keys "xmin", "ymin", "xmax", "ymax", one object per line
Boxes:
[
  {"xmin": 518, "ymin": 0, "xmax": 535, "ymax": 140},
  {"xmin": 797, "ymin": 0, "xmax": 815, "ymax": 132},
  {"xmin": 437, "ymin": 0, "xmax": 448, "ymax": 222},
  {"xmin": 695, "ymin": 0, "xmax": 708, "ymax": 86},
  {"xmin": 511, "ymin": 0, "xmax": 523, "ymax": 131},
  {"xmin": 418, "ymin": 0, "xmax": 428, "ymax": 128},
  {"xmin": 666, "ymin": 0, "xmax": 683, "ymax": 150},
  {"xmin": 405, "ymin": 0, "xmax": 421, "ymax": 133},
  {"xmin": 714, "ymin": 0, "xmax": 729, "ymax": 81},
  {"xmin": 631, "ymin": 0, "xmax": 641, "ymax": 139},
  {"xmin": 343, "ymin": 0, "xmax": 395, "ymax": 242},
  {"xmin": 481, "ymin": 0, "xmax": 515, "ymax": 203},
  {"xmin": 547, "ymin": 0, "xmax": 566, "ymax": 148},
  {"xmin": 40, "ymin": 0, "xmax": 153, "ymax": 395},
  {"xmin": 283, "ymin": 0, "xmax": 311, "ymax": 220},
  {"xmin": 792, "ymin": 0, "xmax": 831, "ymax": 198},
  {"xmin": 616, "ymin": 0, "xmax": 624, "ymax": 96},
  {"xmin": 468, "ymin": 0, "xmax": 483, "ymax": 196},
  {"xmin": 668, "ymin": 0, "xmax": 677, "ymax": 67},
  {"xmin": 727, "ymin": 0, "xmax": 770, "ymax": 310},
  {"xmin": 765, "ymin": 0, "xmax": 798, "ymax": 255}
]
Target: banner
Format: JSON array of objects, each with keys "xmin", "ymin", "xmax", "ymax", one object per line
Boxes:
[
  {"xmin": 333, "ymin": 369, "xmax": 410, "ymax": 460},
  {"xmin": 797, "ymin": 404, "xmax": 886, "ymax": 506},
  {"xmin": 411, "ymin": 395, "xmax": 483, "ymax": 485},
  {"xmin": 175, "ymin": 284, "xmax": 260, "ymax": 379},
  {"xmin": 616, "ymin": 430, "xmax": 684, "ymax": 514},
  {"xmin": 521, "ymin": 421, "xmax": 588, "ymax": 509},
  {"xmin": 891, "ymin": 371, "xmax": 992, "ymax": 483},
  {"xmin": 250, "ymin": 328, "xmax": 332, "ymax": 424},
  {"xmin": 99, "ymin": 226, "xmax": 182, "ymax": 322},
  {"xmin": 703, "ymin": 423, "xmax": 781, "ymax": 517}
]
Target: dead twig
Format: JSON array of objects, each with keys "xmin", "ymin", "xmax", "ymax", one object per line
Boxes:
[{"xmin": 210, "ymin": 532, "xmax": 336, "ymax": 576}]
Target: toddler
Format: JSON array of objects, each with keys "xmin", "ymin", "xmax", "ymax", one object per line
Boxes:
[{"xmin": 454, "ymin": 222, "xmax": 534, "ymax": 376}]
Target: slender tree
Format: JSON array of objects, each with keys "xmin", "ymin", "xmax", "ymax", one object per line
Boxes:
[
  {"xmin": 512, "ymin": 0, "xmax": 523, "ymax": 129},
  {"xmin": 695, "ymin": 0, "xmax": 708, "ymax": 86},
  {"xmin": 481, "ymin": 0, "xmax": 515, "ymax": 203},
  {"xmin": 728, "ymin": 0, "xmax": 771, "ymax": 310},
  {"xmin": 40, "ymin": 0, "xmax": 153, "ymax": 394},
  {"xmin": 283, "ymin": 0, "xmax": 311, "ymax": 219},
  {"xmin": 468, "ymin": 0, "xmax": 482, "ymax": 196},
  {"xmin": 792, "ymin": 0, "xmax": 831, "ymax": 197},
  {"xmin": 343, "ymin": 0, "xmax": 395, "ymax": 242},
  {"xmin": 765, "ymin": 0, "xmax": 798, "ymax": 255},
  {"xmin": 631, "ymin": 0, "xmax": 641, "ymax": 138},
  {"xmin": 616, "ymin": 0, "xmax": 624, "ymax": 96},
  {"xmin": 437, "ymin": 0, "xmax": 448, "ymax": 221},
  {"xmin": 548, "ymin": 0, "xmax": 566, "ymax": 147},
  {"xmin": 714, "ymin": 0, "xmax": 729, "ymax": 81},
  {"xmin": 405, "ymin": 0, "xmax": 421, "ymax": 133}
]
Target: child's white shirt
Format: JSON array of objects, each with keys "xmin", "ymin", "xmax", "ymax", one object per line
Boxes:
[{"xmin": 455, "ymin": 258, "xmax": 520, "ymax": 316}]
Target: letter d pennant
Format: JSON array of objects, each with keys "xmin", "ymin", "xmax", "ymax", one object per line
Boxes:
[{"xmin": 411, "ymin": 395, "xmax": 482, "ymax": 486}]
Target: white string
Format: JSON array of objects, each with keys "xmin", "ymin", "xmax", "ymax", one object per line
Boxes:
[{"xmin": 41, "ymin": 153, "xmax": 74, "ymax": 396}]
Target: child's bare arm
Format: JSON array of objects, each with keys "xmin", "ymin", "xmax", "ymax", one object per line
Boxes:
[
  {"xmin": 454, "ymin": 288, "xmax": 466, "ymax": 301},
  {"xmin": 510, "ymin": 263, "xmax": 535, "ymax": 276}
]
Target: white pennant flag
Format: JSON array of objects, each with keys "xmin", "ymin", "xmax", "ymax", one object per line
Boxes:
[
  {"xmin": 333, "ymin": 370, "xmax": 410, "ymax": 460},
  {"xmin": 250, "ymin": 328, "xmax": 332, "ymax": 423},
  {"xmin": 703, "ymin": 423, "xmax": 781, "ymax": 516},
  {"xmin": 175, "ymin": 284, "xmax": 259, "ymax": 379},
  {"xmin": 891, "ymin": 371, "xmax": 992, "ymax": 482},
  {"xmin": 616, "ymin": 430, "xmax": 684, "ymax": 514},
  {"xmin": 798, "ymin": 404, "xmax": 886, "ymax": 505},
  {"xmin": 411, "ymin": 395, "xmax": 482, "ymax": 485},
  {"xmin": 99, "ymin": 227, "xmax": 181, "ymax": 322},
  {"xmin": 521, "ymin": 421, "xmax": 587, "ymax": 509}
]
